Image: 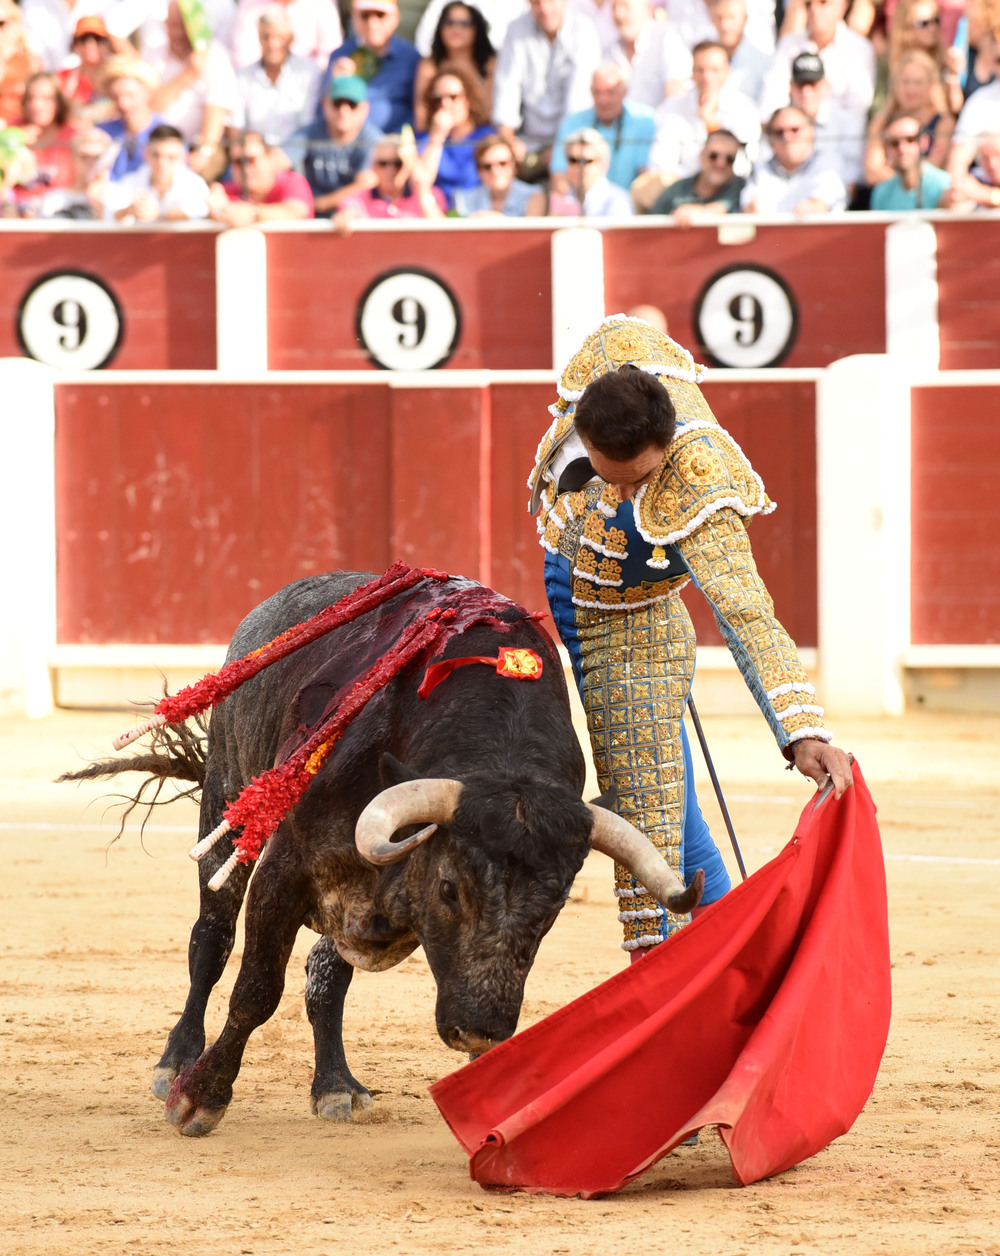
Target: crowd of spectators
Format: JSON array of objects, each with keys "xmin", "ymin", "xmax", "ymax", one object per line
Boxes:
[{"xmin": 1, "ymin": 0, "xmax": 1000, "ymax": 219}]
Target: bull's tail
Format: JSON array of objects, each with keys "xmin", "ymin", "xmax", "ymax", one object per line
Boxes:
[{"xmin": 57, "ymin": 714, "xmax": 208, "ymax": 836}]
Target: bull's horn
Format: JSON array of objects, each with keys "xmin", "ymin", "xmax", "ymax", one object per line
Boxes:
[
  {"xmin": 355, "ymin": 779, "xmax": 463, "ymax": 865},
  {"xmin": 587, "ymin": 805, "xmax": 704, "ymax": 914}
]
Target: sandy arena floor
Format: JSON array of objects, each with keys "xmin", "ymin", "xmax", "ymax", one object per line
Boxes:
[{"xmin": 1, "ymin": 703, "xmax": 998, "ymax": 1256}]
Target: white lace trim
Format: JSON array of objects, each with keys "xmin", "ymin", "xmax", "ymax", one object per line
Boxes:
[
  {"xmin": 574, "ymin": 566, "xmax": 622, "ymax": 588},
  {"xmin": 570, "ymin": 582, "xmax": 688, "ymax": 611},
  {"xmin": 787, "ymin": 727, "xmax": 832, "ymax": 744},
  {"xmin": 631, "ymin": 488, "xmax": 777, "ymax": 549},
  {"xmin": 622, "ymin": 934, "xmax": 663, "ymax": 951},
  {"xmin": 596, "ymin": 497, "xmax": 617, "ymax": 518},
  {"xmin": 614, "ymin": 885, "xmax": 649, "ymax": 898},
  {"xmin": 547, "ymin": 510, "xmax": 566, "ymax": 531},
  {"xmin": 579, "ymin": 534, "xmax": 627, "ymax": 560},
  {"xmin": 766, "ymin": 681, "xmax": 816, "ymax": 701},
  {"xmin": 646, "ymin": 554, "xmax": 676, "ymax": 570},
  {"xmin": 618, "ymin": 907, "xmax": 664, "ymax": 923},
  {"xmin": 777, "ymin": 703, "xmax": 825, "ymax": 720}
]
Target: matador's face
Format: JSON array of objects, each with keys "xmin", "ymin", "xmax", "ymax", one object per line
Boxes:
[{"xmin": 580, "ymin": 439, "xmax": 664, "ymax": 502}]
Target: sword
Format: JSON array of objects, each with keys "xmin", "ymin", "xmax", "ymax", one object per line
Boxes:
[{"xmin": 686, "ymin": 696, "xmax": 748, "ymax": 883}]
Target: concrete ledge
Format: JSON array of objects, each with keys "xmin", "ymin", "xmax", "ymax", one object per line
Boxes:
[{"xmin": 51, "ymin": 644, "xmax": 227, "ymax": 710}]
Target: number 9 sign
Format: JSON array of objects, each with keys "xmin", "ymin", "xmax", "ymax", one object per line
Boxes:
[
  {"xmin": 693, "ymin": 264, "xmax": 798, "ymax": 369},
  {"xmin": 356, "ymin": 268, "xmax": 461, "ymax": 371},
  {"xmin": 17, "ymin": 270, "xmax": 124, "ymax": 370}
]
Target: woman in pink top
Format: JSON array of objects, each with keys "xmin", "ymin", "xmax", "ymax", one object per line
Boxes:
[{"xmin": 333, "ymin": 130, "xmax": 445, "ymax": 232}]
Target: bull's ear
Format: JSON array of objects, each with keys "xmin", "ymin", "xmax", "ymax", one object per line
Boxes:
[
  {"xmin": 588, "ymin": 786, "xmax": 618, "ymax": 812},
  {"xmin": 379, "ymin": 752, "xmax": 420, "ymax": 789}
]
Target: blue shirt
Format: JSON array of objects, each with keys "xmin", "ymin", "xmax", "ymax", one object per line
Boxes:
[
  {"xmin": 284, "ymin": 116, "xmax": 382, "ymax": 214},
  {"xmin": 549, "ymin": 101, "xmax": 657, "ymax": 190},
  {"xmin": 870, "ymin": 164, "xmax": 951, "ymax": 211},
  {"xmin": 321, "ymin": 36, "xmax": 420, "ymax": 134},
  {"xmin": 453, "ymin": 178, "xmax": 534, "ymax": 217},
  {"xmin": 97, "ymin": 115, "xmax": 166, "ymax": 181},
  {"xmin": 416, "ymin": 124, "xmax": 495, "ymax": 208}
]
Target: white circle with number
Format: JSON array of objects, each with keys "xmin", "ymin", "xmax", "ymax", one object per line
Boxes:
[
  {"xmin": 694, "ymin": 266, "xmax": 797, "ymax": 369},
  {"xmin": 18, "ymin": 272, "xmax": 124, "ymax": 370},
  {"xmin": 357, "ymin": 270, "xmax": 460, "ymax": 371}
]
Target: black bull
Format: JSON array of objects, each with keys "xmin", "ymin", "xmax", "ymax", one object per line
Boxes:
[{"xmin": 66, "ymin": 571, "xmax": 702, "ymax": 1137}]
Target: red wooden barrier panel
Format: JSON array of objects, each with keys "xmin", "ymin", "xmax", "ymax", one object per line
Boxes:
[
  {"xmin": 0, "ymin": 229, "xmax": 217, "ymax": 369},
  {"xmin": 265, "ymin": 229, "xmax": 555, "ymax": 371},
  {"xmin": 603, "ymin": 223, "xmax": 886, "ymax": 370},
  {"xmin": 910, "ymin": 383, "xmax": 1000, "ymax": 645},
  {"xmin": 54, "ymin": 376, "xmax": 817, "ymax": 649},
  {"xmin": 934, "ymin": 221, "xmax": 1000, "ymax": 371}
]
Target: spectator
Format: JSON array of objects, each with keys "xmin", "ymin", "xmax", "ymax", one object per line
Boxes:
[
  {"xmin": 413, "ymin": 1, "xmax": 495, "ymax": 131},
  {"xmin": 949, "ymin": 0, "xmax": 1000, "ymax": 101},
  {"xmin": 19, "ymin": 71, "xmax": 75, "ymax": 195},
  {"xmin": 605, "ymin": 0, "xmax": 691, "ymax": 109},
  {"xmin": 332, "ymin": 130, "xmax": 445, "ymax": 229},
  {"xmin": 492, "ymin": 0, "xmax": 604, "ymax": 181},
  {"xmin": 947, "ymin": 33, "xmax": 1000, "ymax": 202},
  {"xmin": 709, "ymin": 0, "xmax": 771, "ymax": 101},
  {"xmin": 663, "ymin": 0, "xmax": 777, "ymax": 54},
  {"xmin": 209, "ymin": 128, "xmax": 314, "ymax": 221},
  {"xmin": 869, "ymin": 109, "xmax": 952, "ymax": 206},
  {"xmin": 550, "ymin": 62, "xmax": 656, "ymax": 191},
  {"xmin": 103, "ymin": 122, "xmax": 211, "ymax": 220},
  {"xmin": 0, "ymin": 124, "xmax": 36, "ymax": 212},
  {"xmin": 57, "ymin": 16, "xmax": 113, "ymax": 121},
  {"xmin": 866, "ymin": 49, "xmax": 954, "ymax": 185},
  {"xmin": 324, "ymin": 0, "xmax": 420, "ymax": 133},
  {"xmin": 527, "ymin": 125, "xmax": 635, "ymax": 214},
  {"xmin": 638, "ymin": 39, "xmax": 759, "ymax": 205},
  {"xmin": 233, "ymin": 6, "xmax": 321, "ymax": 145},
  {"xmin": 284, "ymin": 73, "xmax": 380, "ymax": 215},
  {"xmin": 414, "ymin": 62, "xmax": 494, "ymax": 206},
  {"xmin": 452, "ymin": 132, "xmax": 534, "ymax": 213},
  {"xmin": 741, "ymin": 103, "xmax": 848, "ymax": 210},
  {"xmin": 787, "ymin": 51, "xmax": 865, "ymax": 191},
  {"xmin": 625, "ymin": 301, "xmax": 668, "ymax": 330},
  {"xmin": 97, "ymin": 57, "xmax": 165, "ymax": 181},
  {"xmin": 36, "ymin": 124, "xmax": 110, "ymax": 216},
  {"xmin": 886, "ymin": 0, "xmax": 964, "ymax": 117},
  {"xmin": 20, "ymin": 0, "xmax": 133, "ymax": 73},
  {"xmin": 759, "ymin": 0, "xmax": 877, "ymax": 127},
  {"xmin": 416, "ymin": 0, "xmax": 524, "ymax": 60},
  {"xmin": 232, "ymin": 0, "xmax": 343, "ymax": 71},
  {"xmin": 964, "ymin": 134, "xmax": 1000, "ymax": 207},
  {"xmin": 650, "ymin": 126, "xmax": 745, "ymax": 217},
  {"xmin": 146, "ymin": 0, "xmax": 237, "ymax": 176},
  {"xmin": 0, "ymin": 0, "xmax": 41, "ymax": 126}
]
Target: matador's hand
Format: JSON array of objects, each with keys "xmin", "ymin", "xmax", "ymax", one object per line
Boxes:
[{"xmin": 792, "ymin": 739, "xmax": 854, "ymax": 799}]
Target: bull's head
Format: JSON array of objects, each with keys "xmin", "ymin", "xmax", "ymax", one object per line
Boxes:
[{"xmin": 354, "ymin": 765, "xmax": 703, "ymax": 1055}]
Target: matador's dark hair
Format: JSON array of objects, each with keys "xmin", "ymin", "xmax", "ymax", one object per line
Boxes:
[{"xmin": 573, "ymin": 364, "xmax": 676, "ymax": 460}]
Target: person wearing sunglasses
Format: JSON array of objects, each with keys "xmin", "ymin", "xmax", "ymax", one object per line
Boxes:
[
  {"xmin": 528, "ymin": 125, "xmax": 634, "ymax": 215},
  {"xmin": 332, "ymin": 129, "xmax": 445, "ymax": 230},
  {"xmin": 741, "ymin": 103, "xmax": 847, "ymax": 212},
  {"xmin": 549, "ymin": 62, "xmax": 656, "ymax": 196},
  {"xmin": 413, "ymin": 62, "xmax": 495, "ymax": 206},
  {"xmin": 453, "ymin": 132, "xmax": 532, "ymax": 214},
  {"xmin": 209, "ymin": 127, "xmax": 314, "ymax": 222},
  {"xmin": 650, "ymin": 128, "xmax": 745, "ymax": 220},
  {"xmin": 284, "ymin": 73, "xmax": 382, "ymax": 215},
  {"xmin": 233, "ymin": 7, "xmax": 322, "ymax": 148},
  {"xmin": 322, "ymin": 0, "xmax": 420, "ymax": 134},
  {"xmin": 759, "ymin": 0, "xmax": 876, "ymax": 129},
  {"xmin": 412, "ymin": 2, "xmax": 495, "ymax": 132},
  {"xmin": 870, "ymin": 109, "xmax": 952, "ymax": 207},
  {"xmin": 947, "ymin": 29, "xmax": 1000, "ymax": 204},
  {"xmin": 787, "ymin": 51, "xmax": 865, "ymax": 194}
]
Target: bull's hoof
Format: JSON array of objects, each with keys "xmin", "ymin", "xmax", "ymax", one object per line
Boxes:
[
  {"xmin": 164, "ymin": 1080, "xmax": 228, "ymax": 1137},
  {"xmin": 152, "ymin": 1066, "xmax": 182, "ymax": 1100},
  {"xmin": 310, "ymin": 1089, "xmax": 374, "ymax": 1123}
]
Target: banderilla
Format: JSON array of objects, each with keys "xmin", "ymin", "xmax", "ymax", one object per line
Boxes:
[{"xmin": 687, "ymin": 696, "xmax": 748, "ymax": 883}]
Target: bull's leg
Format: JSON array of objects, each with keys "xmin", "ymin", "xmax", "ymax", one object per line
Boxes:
[
  {"xmin": 164, "ymin": 843, "xmax": 309, "ymax": 1137},
  {"xmin": 305, "ymin": 936, "xmax": 373, "ymax": 1122},
  {"xmin": 151, "ymin": 775, "xmax": 251, "ymax": 1099}
]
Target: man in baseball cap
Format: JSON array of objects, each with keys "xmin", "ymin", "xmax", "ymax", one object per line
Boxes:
[
  {"xmin": 788, "ymin": 50, "xmax": 864, "ymax": 194},
  {"xmin": 321, "ymin": 0, "xmax": 420, "ymax": 132}
]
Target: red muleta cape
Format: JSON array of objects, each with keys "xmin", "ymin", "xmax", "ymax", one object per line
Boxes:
[{"xmin": 429, "ymin": 763, "xmax": 890, "ymax": 1196}]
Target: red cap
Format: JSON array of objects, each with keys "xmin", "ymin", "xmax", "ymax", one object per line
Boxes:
[{"xmin": 73, "ymin": 15, "xmax": 111, "ymax": 40}]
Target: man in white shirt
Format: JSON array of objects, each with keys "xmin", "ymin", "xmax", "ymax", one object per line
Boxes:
[
  {"xmin": 708, "ymin": 0, "xmax": 770, "ymax": 102},
  {"xmin": 103, "ymin": 122, "xmax": 210, "ymax": 219},
  {"xmin": 492, "ymin": 0, "xmax": 603, "ymax": 167},
  {"xmin": 232, "ymin": 0, "xmax": 343, "ymax": 71},
  {"xmin": 758, "ymin": 0, "xmax": 875, "ymax": 126},
  {"xmin": 233, "ymin": 6, "xmax": 321, "ymax": 145},
  {"xmin": 741, "ymin": 103, "xmax": 847, "ymax": 212},
  {"xmin": 643, "ymin": 38, "xmax": 759, "ymax": 197},
  {"xmin": 947, "ymin": 38, "xmax": 1000, "ymax": 206},
  {"xmin": 147, "ymin": 0, "xmax": 237, "ymax": 172},
  {"xmin": 605, "ymin": 0, "xmax": 691, "ymax": 109},
  {"xmin": 786, "ymin": 51, "xmax": 863, "ymax": 192}
]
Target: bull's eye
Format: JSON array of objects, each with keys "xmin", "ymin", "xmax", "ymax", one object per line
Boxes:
[{"xmin": 439, "ymin": 879, "xmax": 459, "ymax": 907}]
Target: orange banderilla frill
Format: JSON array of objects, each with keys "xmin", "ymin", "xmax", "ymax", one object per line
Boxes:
[{"xmin": 418, "ymin": 647, "xmax": 544, "ymax": 698}]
